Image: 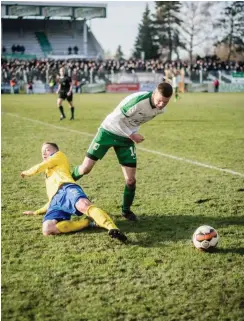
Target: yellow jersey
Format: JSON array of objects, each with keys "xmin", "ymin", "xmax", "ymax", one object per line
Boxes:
[{"xmin": 23, "ymin": 151, "xmax": 76, "ymax": 215}]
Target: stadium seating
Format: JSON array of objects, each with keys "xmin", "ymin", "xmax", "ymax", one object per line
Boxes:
[
  {"xmin": 2, "ymin": 31, "xmax": 42, "ymax": 57},
  {"xmin": 2, "ymin": 18, "xmax": 103, "ymax": 58}
]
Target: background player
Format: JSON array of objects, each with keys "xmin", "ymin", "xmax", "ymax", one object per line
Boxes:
[
  {"xmin": 57, "ymin": 67, "xmax": 75, "ymax": 120},
  {"xmin": 21, "ymin": 142, "xmax": 127, "ymax": 243},
  {"xmin": 172, "ymin": 69, "xmax": 181, "ymax": 102},
  {"xmin": 72, "ymin": 82, "xmax": 173, "ymax": 221}
]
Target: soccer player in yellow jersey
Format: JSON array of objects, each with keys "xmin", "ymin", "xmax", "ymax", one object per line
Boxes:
[{"xmin": 21, "ymin": 142, "xmax": 127, "ymax": 243}]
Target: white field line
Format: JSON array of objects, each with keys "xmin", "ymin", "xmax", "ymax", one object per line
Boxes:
[{"xmin": 4, "ymin": 112, "xmax": 244, "ymax": 178}]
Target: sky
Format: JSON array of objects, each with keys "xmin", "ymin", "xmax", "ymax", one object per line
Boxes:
[
  {"xmin": 88, "ymin": 0, "xmax": 223, "ymax": 59},
  {"xmin": 89, "ymin": 1, "xmax": 156, "ymax": 58}
]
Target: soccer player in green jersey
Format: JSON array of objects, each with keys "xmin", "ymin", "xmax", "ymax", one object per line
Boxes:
[
  {"xmin": 72, "ymin": 82, "xmax": 173, "ymax": 221},
  {"xmin": 21, "ymin": 142, "xmax": 127, "ymax": 242}
]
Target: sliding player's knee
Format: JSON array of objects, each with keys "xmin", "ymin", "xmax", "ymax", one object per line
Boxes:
[
  {"xmin": 42, "ymin": 221, "xmax": 58, "ymax": 236},
  {"xmin": 76, "ymin": 198, "xmax": 91, "ymax": 213}
]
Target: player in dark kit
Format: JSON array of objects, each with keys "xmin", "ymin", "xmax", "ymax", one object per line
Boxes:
[{"xmin": 57, "ymin": 67, "xmax": 75, "ymax": 120}]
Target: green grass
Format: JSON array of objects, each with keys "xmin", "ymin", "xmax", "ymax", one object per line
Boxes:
[{"xmin": 2, "ymin": 92, "xmax": 244, "ymax": 321}]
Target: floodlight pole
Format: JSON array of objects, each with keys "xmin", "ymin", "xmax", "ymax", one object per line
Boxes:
[
  {"xmin": 200, "ymin": 69, "xmax": 203, "ymax": 84},
  {"xmin": 83, "ymin": 19, "xmax": 87, "ymax": 58}
]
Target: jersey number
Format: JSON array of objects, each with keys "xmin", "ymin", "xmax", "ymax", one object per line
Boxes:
[{"xmin": 129, "ymin": 146, "xmax": 136, "ymax": 157}]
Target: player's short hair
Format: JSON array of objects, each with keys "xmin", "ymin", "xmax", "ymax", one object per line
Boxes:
[
  {"xmin": 157, "ymin": 82, "xmax": 173, "ymax": 98},
  {"xmin": 43, "ymin": 142, "xmax": 59, "ymax": 151}
]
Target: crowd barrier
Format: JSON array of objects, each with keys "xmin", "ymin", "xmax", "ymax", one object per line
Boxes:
[
  {"xmin": 2, "ymin": 81, "xmax": 244, "ymax": 94},
  {"xmin": 106, "ymin": 83, "xmax": 140, "ymax": 93},
  {"xmin": 1, "ymin": 84, "xmax": 20, "ymax": 94},
  {"xmin": 82, "ymin": 83, "xmax": 106, "ymax": 93}
]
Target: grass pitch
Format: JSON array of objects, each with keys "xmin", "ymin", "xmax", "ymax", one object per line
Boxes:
[{"xmin": 1, "ymin": 92, "xmax": 244, "ymax": 321}]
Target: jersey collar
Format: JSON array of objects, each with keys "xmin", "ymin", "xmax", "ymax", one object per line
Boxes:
[{"xmin": 149, "ymin": 92, "xmax": 156, "ymax": 109}]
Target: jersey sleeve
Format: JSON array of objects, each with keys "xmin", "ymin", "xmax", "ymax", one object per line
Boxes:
[
  {"xmin": 23, "ymin": 153, "xmax": 60, "ymax": 177},
  {"xmin": 120, "ymin": 92, "xmax": 151, "ymax": 117},
  {"xmin": 121, "ymin": 104, "xmax": 138, "ymax": 117},
  {"xmin": 33, "ymin": 201, "xmax": 49, "ymax": 215}
]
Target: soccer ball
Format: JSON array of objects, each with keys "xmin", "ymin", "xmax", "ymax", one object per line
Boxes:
[{"xmin": 192, "ymin": 225, "xmax": 219, "ymax": 251}]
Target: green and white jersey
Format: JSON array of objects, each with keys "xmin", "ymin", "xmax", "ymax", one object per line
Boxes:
[{"xmin": 101, "ymin": 91, "xmax": 165, "ymax": 137}]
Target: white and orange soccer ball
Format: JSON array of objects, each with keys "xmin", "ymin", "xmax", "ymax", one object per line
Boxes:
[{"xmin": 192, "ymin": 225, "xmax": 219, "ymax": 251}]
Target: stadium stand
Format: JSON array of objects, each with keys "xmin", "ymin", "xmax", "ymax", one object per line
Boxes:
[
  {"xmin": 1, "ymin": 2, "xmax": 243, "ymax": 93},
  {"xmin": 1, "ymin": 1, "xmax": 106, "ymax": 59}
]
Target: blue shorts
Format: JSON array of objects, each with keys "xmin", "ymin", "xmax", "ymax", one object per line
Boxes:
[{"xmin": 43, "ymin": 183, "xmax": 88, "ymax": 223}]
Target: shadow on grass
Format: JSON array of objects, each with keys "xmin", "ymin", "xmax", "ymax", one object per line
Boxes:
[
  {"xmin": 115, "ymin": 214, "xmax": 244, "ymax": 252},
  {"xmin": 214, "ymin": 248, "xmax": 244, "ymax": 255}
]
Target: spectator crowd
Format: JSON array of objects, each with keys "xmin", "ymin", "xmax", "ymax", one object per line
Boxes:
[{"xmin": 1, "ymin": 55, "xmax": 244, "ymax": 86}]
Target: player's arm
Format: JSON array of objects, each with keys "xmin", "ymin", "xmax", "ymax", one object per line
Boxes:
[
  {"xmin": 129, "ymin": 133, "xmax": 144, "ymax": 144},
  {"xmin": 21, "ymin": 154, "xmax": 59, "ymax": 177},
  {"xmin": 56, "ymin": 83, "xmax": 61, "ymax": 94},
  {"xmin": 117, "ymin": 119, "xmax": 144, "ymax": 143},
  {"xmin": 119, "ymin": 104, "xmax": 145, "ymax": 143},
  {"xmin": 67, "ymin": 78, "xmax": 73, "ymax": 96},
  {"xmin": 23, "ymin": 202, "xmax": 49, "ymax": 215}
]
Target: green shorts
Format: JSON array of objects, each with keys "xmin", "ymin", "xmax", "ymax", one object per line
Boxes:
[{"xmin": 87, "ymin": 128, "xmax": 137, "ymax": 167}]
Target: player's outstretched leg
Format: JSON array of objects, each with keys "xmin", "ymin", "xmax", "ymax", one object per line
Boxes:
[
  {"xmin": 76, "ymin": 199, "xmax": 128, "ymax": 243},
  {"xmin": 72, "ymin": 157, "xmax": 97, "ymax": 181},
  {"xmin": 86, "ymin": 205, "xmax": 128, "ymax": 243}
]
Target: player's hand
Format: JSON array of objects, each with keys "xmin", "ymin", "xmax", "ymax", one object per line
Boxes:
[
  {"xmin": 129, "ymin": 133, "xmax": 145, "ymax": 144},
  {"xmin": 23, "ymin": 211, "xmax": 35, "ymax": 215},
  {"xmin": 67, "ymin": 91, "xmax": 71, "ymax": 96},
  {"xmin": 21, "ymin": 171, "xmax": 26, "ymax": 178}
]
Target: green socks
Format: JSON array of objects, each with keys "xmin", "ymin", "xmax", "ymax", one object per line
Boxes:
[
  {"xmin": 72, "ymin": 166, "xmax": 83, "ymax": 181},
  {"xmin": 122, "ymin": 184, "xmax": 136, "ymax": 212}
]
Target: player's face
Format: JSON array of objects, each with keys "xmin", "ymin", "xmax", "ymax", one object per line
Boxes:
[
  {"xmin": 153, "ymin": 89, "xmax": 171, "ymax": 110},
  {"xmin": 42, "ymin": 144, "xmax": 57, "ymax": 161}
]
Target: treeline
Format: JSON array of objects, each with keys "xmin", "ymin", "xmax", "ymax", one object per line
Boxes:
[{"xmin": 115, "ymin": 1, "xmax": 244, "ymax": 63}]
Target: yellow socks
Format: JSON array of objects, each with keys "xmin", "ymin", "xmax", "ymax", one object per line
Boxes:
[
  {"xmin": 56, "ymin": 218, "xmax": 90, "ymax": 233},
  {"xmin": 86, "ymin": 205, "xmax": 118, "ymax": 231},
  {"xmin": 55, "ymin": 206, "xmax": 118, "ymax": 233}
]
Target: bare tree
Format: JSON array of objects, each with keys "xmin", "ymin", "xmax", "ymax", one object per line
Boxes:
[
  {"xmin": 215, "ymin": 1, "xmax": 244, "ymax": 61},
  {"xmin": 180, "ymin": 2, "xmax": 215, "ymax": 64}
]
